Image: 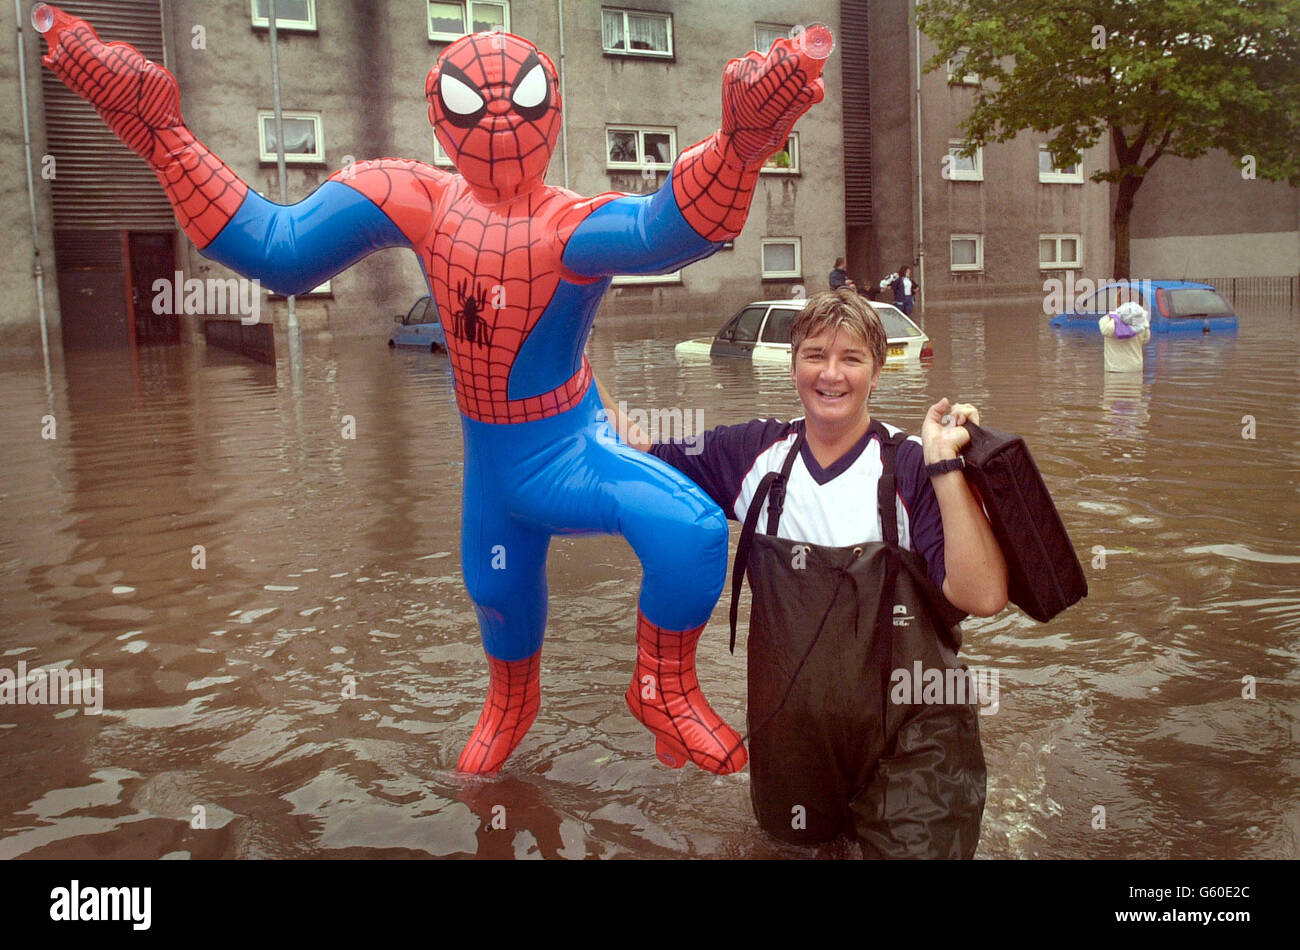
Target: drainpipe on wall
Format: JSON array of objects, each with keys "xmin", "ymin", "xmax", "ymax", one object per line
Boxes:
[
  {"xmin": 268, "ymin": 0, "xmax": 299, "ymax": 347},
  {"xmin": 16, "ymin": 0, "xmax": 53, "ymax": 386},
  {"xmin": 557, "ymin": 0, "xmax": 569, "ymax": 189},
  {"xmin": 913, "ymin": 5, "xmax": 925, "ymax": 311}
]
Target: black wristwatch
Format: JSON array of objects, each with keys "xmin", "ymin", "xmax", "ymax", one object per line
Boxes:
[{"xmin": 925, "ymin": 457, "xmax": 965, "ymax": 478}]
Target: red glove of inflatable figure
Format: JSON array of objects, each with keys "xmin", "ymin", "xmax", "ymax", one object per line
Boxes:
[
  {"xmin": 719, "ymin": 31, "xmax": 829, "ymax": 169},
  {"xmin": 38, "ymin": 4, "xmax": 186, "ymax": 167},
  {"xmin": 36, "ymin": 4, "xmax": 246, "ymax": 246}
]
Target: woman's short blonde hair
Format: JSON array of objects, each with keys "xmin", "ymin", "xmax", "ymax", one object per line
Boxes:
[{"xmin": 790, "ymin": 288, "xmax": 887, "ymax": 369}]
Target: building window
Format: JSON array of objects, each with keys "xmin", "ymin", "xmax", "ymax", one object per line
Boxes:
[
  {"xmin": 433, "ymin": 136, "xmax": 454, "ymax": 167},
  {"xmin": 606, "ymin": 126, "xmax": 676, "ymax": 170},
  {"xmin": 946, "ymin": 48, "xmax": 979, "ymax": 85},
  {"xmin": 1038, "ymin": 147, "xmax": 1083, "ymax": 183},
  {"xmin": 611, "ymin": 270, "xmax": 682, "ymax": 286},
  {"xmin": 945, "ymin": 142, "xmax": 983, "ymax": 181},
  {"xmin": 269, "ymin": 278, "xmax": 331, "ymax": 298},
  {"xmin": 761, "ymin": 238, "xmax": 802, "ymax": 279},
  {"xmin": 428, "ymin": 1, "xmax": 509, "ymax": 42},
  {"xmin": 950, "ymin": 234, "xmax": 983, "ymax": 272},
  {"xmin": 755, "ymin": 23, "xmax": 792, "ymax": 53},
  {"xmin": 251, "ymin": 0, "xmax": 316, "ymax": 31},
  {"xmin": 258, "ymin": 111, "xmax": 324, "ymax": 164},
  {"xmin": 761, "ymin": 134, "xmax": 799, "ymax": 174},
  {"xmin": 602, "ymin": 8, "xmax": 673, "ymax": 58},
  {"xmin": 1039, "ymin": 234, "xmax": 1081, "ymax": 269}
]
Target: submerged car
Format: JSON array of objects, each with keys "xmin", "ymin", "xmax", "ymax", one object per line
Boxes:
[
  {"xmin": 388, "ymin": 294, "xmax": 447, "ymax": 351},
  {"xmin": 1049, "ymin": 280, "xmax": 1238, "ymax": 333},
  {"xmin": 675, "ymin": 299, "xmax": 933, "ymax": 362}
]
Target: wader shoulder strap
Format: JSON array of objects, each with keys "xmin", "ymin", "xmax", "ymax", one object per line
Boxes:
[
  {"xmin": 729, "ymin": 428, "xmax": 805, "ymax": 653},
  {"xmin": 872, "ymin": 419, "xmax": 902, "ymax": 545},
  {"xmin": 871, "ymin": 421, "xmax": 907, "ymax": 749}
]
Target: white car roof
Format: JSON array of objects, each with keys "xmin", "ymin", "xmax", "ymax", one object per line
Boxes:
[{"xmin": 753, "ymin": 299, "xmax": 904, "ymax": 310}]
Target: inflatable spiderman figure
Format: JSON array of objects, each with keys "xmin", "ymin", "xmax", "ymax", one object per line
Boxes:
[{"xmin": 38, "ymin": 4, "xmax": 828, "ymax": 775}]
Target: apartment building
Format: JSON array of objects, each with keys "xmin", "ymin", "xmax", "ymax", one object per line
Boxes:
[
  {"xmin": 1, "ymin": 0, "xmax": 847, "ymax": 350},
  {"xmin": 3, "ymin": 0, "xmax": 1291, "ymax": 352}
]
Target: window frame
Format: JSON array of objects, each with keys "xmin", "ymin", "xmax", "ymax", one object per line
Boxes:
[
  {"xmin": 601, "ymin": 7, "xmax": 674, "ymax": 59},
  {"xmin": 950, "ymin": 234, "xmax": 984, "ymax": 272},
  {"xmin": 427, "ymin": 0, "xmax": 511, "ymax": 43},
  {"xmin": 1038, "ymin": 146, "xmax": 1084, "ymax": 183},
  {"xmin": 760, "ymin": 237, "xmax": 802, "ymax": 280},
  {"xmin": 1038, "ymin": 233, "xmax": 1082, "ymax": 270},
  {"xmin": 257, "ymin": 110, "xmax": 325, "ymax": 165},
  {"xmin": 250, "ymin": 0, "xmax": 317, "ymax": 32},
  {"xmin": 269, "ymin": 278, "xmax": 332, "ymax": 299},
  {"xmin": 946, "ymin": 141, "xmax": 983, "ymax": 181},
  {"xmin": 754, "ymin": 22, "xmax": 793, "ymax": 54},
  {"xmin": 946, "ymin": 47, "xmax": 979, "ymax": 86},
  {"xmin": 611, "ymin": 270, "xmax": 683, "ymax": 286},
  {"xmin": 605, "ymin": 125, "xmax": 677, "ymax": 172},
  {"xmin": 760, "ymin": 133, "xmax": 800, "ymax": 175}
]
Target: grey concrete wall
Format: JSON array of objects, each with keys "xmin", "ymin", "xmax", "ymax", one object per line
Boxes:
[
  {"xmin": 1129, "ymin": 148, "xmax": 1299, "ymax": 278},
  {"xmin": 0, "ymin": 9, "xmax": 61, "ymax": 350}
]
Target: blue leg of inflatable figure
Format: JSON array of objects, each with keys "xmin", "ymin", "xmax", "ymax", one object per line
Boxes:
[{"xmin": 454, "ymin": 390, "xmax": 745, "ymax": 775}]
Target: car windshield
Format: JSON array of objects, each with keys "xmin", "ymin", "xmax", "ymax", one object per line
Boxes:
[
  {"xmin": 1165, "ymin": 288, "xmax": 1233, "ymax": 317},
  {"xmin": 876, "ymin": 307, "xmax": 922, "ymax": 339}
]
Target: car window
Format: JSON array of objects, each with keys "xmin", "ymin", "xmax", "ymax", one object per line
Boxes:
[
  {"xmin": 760, "ymin": 307, "xmax": 797, "ymax": 344},
  {"xmin": 875, "ymin": 307, "xmax": 921, "ymax": 339},
  {"xmin": 720, "ymin": 306, "xmax": 768, "ymax": 343},
  {"xmin": 1086, "ymin": 285, "xmax": 1149, "ymax": 313},
  {"xmin": 407, "ymin": 296, "xmax": 432, "ymax": 324},
  {"xmin": 1165, "ymin": 289, "xmax": 1233, "ymax": 317}
]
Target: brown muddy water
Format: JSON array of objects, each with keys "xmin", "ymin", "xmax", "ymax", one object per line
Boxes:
[{"xmin": 1, "ymin": 298, "xmax": 1297, "ymax": 859}]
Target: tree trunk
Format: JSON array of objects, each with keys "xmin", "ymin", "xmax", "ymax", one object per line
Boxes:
[{"xmin": 1112, "ymin": 173, "xmax": 1142, "ymax": 281}]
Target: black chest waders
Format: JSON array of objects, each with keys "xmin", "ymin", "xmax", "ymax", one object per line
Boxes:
[{"xmin": 729, "ymin": 423, "xmax": 987, "ymax": 857}]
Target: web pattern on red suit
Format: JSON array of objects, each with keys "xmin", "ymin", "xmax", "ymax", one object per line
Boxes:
[{"xmin": 42, "ymin": 20, "xmax": 246, "ymax": 247}]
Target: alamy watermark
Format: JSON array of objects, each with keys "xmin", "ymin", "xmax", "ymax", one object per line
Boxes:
[
  {"xmin": 0, "ymin": 661, "xmax": 103, "ymax": 715},
  {"xmin": 152, "ymin": 271, "xmax": 261, "ymax": 325},
  {"xmin": 1041, "ymin": 273, "xmax": 1154, "ymax": 316},
  {"xmin": 50, "ymin": 880, "xmax": 150, "ymax": 930},
  {"xmin": 597, "ymin": 401, "xmax": 706, "ymax": 454},
  {"xmin": 889, "ymin": 660, "xmax": 999, "ymax": 716}
]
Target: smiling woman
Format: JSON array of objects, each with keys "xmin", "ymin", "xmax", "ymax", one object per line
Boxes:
[{"xmin": 601, "ymin": 287, "xmax": 1008, "ymax": 855}]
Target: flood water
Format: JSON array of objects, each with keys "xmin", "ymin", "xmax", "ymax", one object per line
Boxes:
[{"xmin": 1, "ymin": 297, "xmax": 1297, "ymax": 859}]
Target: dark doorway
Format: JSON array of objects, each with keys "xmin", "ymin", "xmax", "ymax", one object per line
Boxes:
[{"xmin": 128, "ymin": 232, "xmax": 178, "ymax": 345}]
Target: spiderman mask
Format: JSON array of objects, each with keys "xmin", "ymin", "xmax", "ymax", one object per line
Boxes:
[{"xmin": 427, "ymin": 33, "xmax": 562, "ymax": 203}]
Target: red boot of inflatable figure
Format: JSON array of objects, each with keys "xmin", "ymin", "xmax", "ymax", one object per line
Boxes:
[
  {"xmin": 457, "ymin": 651, "xmax": 541, "ymax": 775},
  {"xmin": 625, "ymin": 613, "xmax": 747, "ymax": 774}
]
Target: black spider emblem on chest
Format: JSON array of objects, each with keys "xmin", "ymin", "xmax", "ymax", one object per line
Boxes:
[{"xmin": 451, "ymin": 279, "xmax": 492, "ymax": 347}]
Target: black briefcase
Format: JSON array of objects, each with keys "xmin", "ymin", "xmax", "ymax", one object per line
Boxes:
[{"xmin": 958, "ymin": 421, "xmax": 1087, "ymax": 622}]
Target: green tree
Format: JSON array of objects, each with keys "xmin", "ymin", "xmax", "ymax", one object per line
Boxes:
[{"xmin": 916, "ymin": 0, "xmax": 1300, "ymax": 278}]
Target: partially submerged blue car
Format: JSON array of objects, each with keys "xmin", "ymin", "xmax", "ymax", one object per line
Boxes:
[
  {"xmin": 1049, "ymin": 280, "xmax": 1238, "ymax": 333},
  {"xmin": 388, "ymin": 294, "xmax": 447, "ymax": 351}
]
